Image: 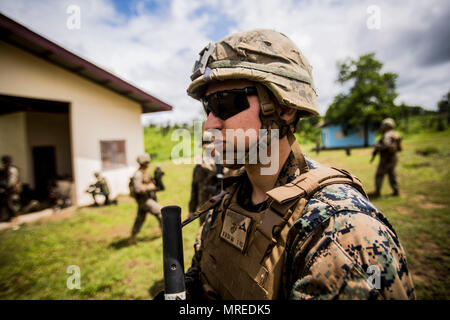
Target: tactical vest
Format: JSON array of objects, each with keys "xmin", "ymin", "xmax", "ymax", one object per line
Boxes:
[
  {"xmin": 197, "ymin": 166, "xmax": 367, "ymax": 300},
  {"xmin": 129, "ymin": 169, "xmax": 156, "ymax": 200}
]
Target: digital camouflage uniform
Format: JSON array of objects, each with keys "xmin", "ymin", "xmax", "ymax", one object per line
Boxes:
[
  {"xmin": 184, "ymin": 29, "xmax": 414, "ymax": 299},
  {"xmin": 131, "ymin": 167, "xmax": 163, "ymax": 236},
  {"xmin": 374, "ymin": 125, "xmax": 402, "ymax": 196},
  {"xmin": 87, "ymin": 173, "xmax": 110, "ymax": 205}
]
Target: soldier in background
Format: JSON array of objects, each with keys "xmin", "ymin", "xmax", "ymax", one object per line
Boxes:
[
  {"xmin": 86, "ymin": 172, "xmax": 111, "ymax": 206},
  {"xmin": 128, "ymin": 153, "xmax": 162, "ymax": 244},
  {"xmin": 153, "ymin": 164, "xmax": 165, "ymax": 194},
  {"xmin": 370, "ymin": 118, "xmax": 402, "ymax": 198},
  {"xmin": 0, "ymin": 155, "xmax": 22, "ymax": 221},
  {"xmin": 315, "ymin": 136, "xmax": 321, "ymax": 155},
  {"xmin": 188, "ymin": 132, "xmax": 232, "ymax": 225},
  {"xmin": 49, "ymin": 177, "xmax": 72, "ymax": 210}
]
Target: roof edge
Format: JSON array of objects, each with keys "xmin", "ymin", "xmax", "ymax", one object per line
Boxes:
[{"xmin": 0, "ymin": 12, "xmax": 173, "ymax": 113}]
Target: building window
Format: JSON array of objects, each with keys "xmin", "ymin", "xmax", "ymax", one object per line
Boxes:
[{"xmin": 100, "ymin": 140, "xmax": 127, "ymax": 169}]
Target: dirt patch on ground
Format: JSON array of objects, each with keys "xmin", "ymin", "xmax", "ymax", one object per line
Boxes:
[
  {"xmin": 125, "ymin": 259, "xmax": 154, "ymax": 272},
  {"xmin": 0, "ymin": 206, "xmax": 78, "ymax": 232},
  {"xmin": 413, "ymin": 194, "xmax": 447, "ymax": 209},
  {"xmin": 409, "ymin": 240, "xmax": 442, "ymax": 286},
  {"xmin": 108, "ymin": 225, "xmax": 129, "ymax": 239},
  {"xmin": 396, "ymin": 206, "xmax": 413, "ymax": 215},
  {"xmin": 412, "ymin": 272, "xmax": 432, "ymax": 286},
  {"xmin": 115, "ymin": 195, "xmax": 135, "ymax": 203},
  {"xmin": 357, "ymin": 149, "xmax": 373, "ymax": 156},
  {"xmin": 77, "ymin": 225, "xmax": 130, "ymax": 243},
  {"xmin": 420, "ymin": 202, "xmax": 447, "ymax": 209},
  {"xmin": 34, "ymin": 207, "xmax": 78, "ymax": 223}
]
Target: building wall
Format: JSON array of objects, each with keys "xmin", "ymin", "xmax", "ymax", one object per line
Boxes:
[
  {"xmin": 0, "ymin": 41, "xmax": 144, "ymax": 205},
  {"xmin": 25, "ymin": 112, "xmax": 73, "ymax": 188},
  {"xmin": 321, "ymin": 125, "xmax": 376, "ymax": 149},
  {"xmin": 0, "ymin": 112, "xmax": 29, "ymax": 182}
]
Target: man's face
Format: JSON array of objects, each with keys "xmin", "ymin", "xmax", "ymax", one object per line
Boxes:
[{"xmin": 204, "ymin": 80, "xmax": 262, "ymax": 156}]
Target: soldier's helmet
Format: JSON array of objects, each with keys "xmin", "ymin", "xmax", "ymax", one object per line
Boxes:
[
  {"xmin": 137, "ymin": 153, "xmax": 151, "ymax": 165},
  {"xmin": 1, "ymin": 155, "xmax": 12, "ymax": 164},
  {"xmin": 381, "ymin": 118, "xmax": 396, "ymax": 130},
  {"xmin": 187, "ymin": 29, "xmax": 319, "ymax": 117}
]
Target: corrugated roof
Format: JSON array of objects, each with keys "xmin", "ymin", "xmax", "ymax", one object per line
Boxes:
[{"xmin": 0, "ymin": 13, "xmax": 173, "ymax": 113}]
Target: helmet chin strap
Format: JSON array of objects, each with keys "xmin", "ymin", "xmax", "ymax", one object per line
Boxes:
[
  {"xmin": 255, "ymin": 84, "xmax": 309, "ymax": 174},
  {"xmin": 223, "ymin": 84, "xmax": 309, "ymax": 174}
]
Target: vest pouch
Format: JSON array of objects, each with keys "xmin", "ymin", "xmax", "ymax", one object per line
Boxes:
[{"xmin": 199, "ymin": 243, "xmax": 270, "ymax": 300}]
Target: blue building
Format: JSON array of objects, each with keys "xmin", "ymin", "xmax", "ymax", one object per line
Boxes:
[{"xmin": 321, "ymin": 124, "xmax": 376, "ymax": 149}]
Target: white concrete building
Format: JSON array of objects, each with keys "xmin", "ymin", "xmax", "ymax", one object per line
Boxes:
[{"xmin": 0, "ymin": 14, "xmax": 172, "ymax": 205}]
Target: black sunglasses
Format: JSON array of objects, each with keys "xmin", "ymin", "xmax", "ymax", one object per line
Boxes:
[{"xmin": 202, "ymin": 86, "xmax": 257, "ymax": 120}]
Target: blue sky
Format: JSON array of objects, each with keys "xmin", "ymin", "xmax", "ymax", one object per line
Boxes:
[
  {"xmin": 111, "ymin": 0, "xmax": 168, "ymax": 18},
  {"xmin": 0, "ymin": 0, "xmax": 449, "ymax": 125}
]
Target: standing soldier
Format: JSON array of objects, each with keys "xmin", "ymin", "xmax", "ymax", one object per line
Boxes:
[
  {"xmin": 86, "ymin": 172, "xmax": 111, "ymax": 206},
  {"xmin": 188, "ymin": 132, "xmax": 232, "ymax": 224},
  {"xmin": 0, "ymin": 155, "xmax": 22, "ymax": 221},
  {"xmin": 315, "ymin": 136, "xmax": 321, "ymax": 155},
  {"xmin": 183, "ymin": 29, "xmax": 414, "ymax": 300},
  {"xmin": 128, "ymin": 153, "xmax": 162, "ymax": 244},
  {"xmin": 370, "ymin": 118, "xmax": 402, "ymax": 198}
]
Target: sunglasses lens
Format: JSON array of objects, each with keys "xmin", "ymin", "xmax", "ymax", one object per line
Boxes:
[
  {"xmin": 202, "ymin": 100, "xmax": 211, "ymax": 115},
  {"xmin": 203, "ymin": 89, "xmax": 252, "ymax": 120}
]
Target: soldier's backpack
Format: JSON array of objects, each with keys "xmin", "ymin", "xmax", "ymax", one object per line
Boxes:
[
  {"xmin": 396, "ymin": 136, "xmax": 403, "ymax": 152},
  {"xmin": 128, "ymin": 177, "xmax": 136, "ymax": 199}
]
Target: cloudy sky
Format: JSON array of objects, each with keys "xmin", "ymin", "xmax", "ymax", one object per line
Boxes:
[{"xmin": 1, "ymin": 0, "xmax": 449, "ymax": 125}]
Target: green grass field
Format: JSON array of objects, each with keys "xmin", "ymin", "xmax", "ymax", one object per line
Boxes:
[{"xmin": 0, "ymin": 129, "xmax": 449, "ymax": 300}]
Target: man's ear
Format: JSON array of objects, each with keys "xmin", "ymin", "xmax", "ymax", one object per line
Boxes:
[{"xmin": 278, "ymin": 105, "xmax": 297, "ymax": 124}]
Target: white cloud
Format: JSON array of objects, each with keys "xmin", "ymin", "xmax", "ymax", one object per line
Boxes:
[{"xmin": 0, "ymin": 0, "xmax": 448, "ymax": 125}]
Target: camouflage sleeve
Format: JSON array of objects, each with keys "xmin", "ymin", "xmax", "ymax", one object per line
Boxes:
[{"xmin": 288, "ymin": 209, "xmax": 415, "ymax": 300}]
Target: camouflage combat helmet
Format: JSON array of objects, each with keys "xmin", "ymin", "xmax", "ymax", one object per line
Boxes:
[
  {"xmin": 187, "ymin": 29, "xmax": 317, "ymax": 173},
  {"xmin": 187, "ymin": 29, "xmax": 319, "ymax": 118},
  {"xmin": 382, "ymin": 118, "xmax": 396, "ymax": 130},
  {"xmin": 137, "ymin": 153, "xmax": 151, "ymax": 165},
  {"xmin": 1, "ymin": 155, "xmax": 12, "ymax": 164}
]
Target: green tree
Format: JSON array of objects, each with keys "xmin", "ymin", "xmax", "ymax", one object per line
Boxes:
[
  {"xmin": 325, "ymin": 53, "xmax": 399, "ymax": 145},
  {"xmin": 296, "ymin": 116, "xmax": 321, "ymax": 143}
]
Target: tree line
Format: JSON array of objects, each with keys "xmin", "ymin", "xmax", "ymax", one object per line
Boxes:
[{"xmin": 145, "ymin": 53, "xmax": 449, "ymax": 144}]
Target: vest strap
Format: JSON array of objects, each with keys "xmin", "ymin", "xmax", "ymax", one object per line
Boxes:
[
  {"xmin": 259, "ymin": 166, "xmax": 368, "ymax": 268},
  {"xmin": 287, "ymin": 130, "xmax": 309, "ymax": 174}
]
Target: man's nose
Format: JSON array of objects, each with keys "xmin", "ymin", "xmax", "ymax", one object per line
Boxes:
[{"xmin": 204, "ymin": 112, "xmax": 223, "ymax": 131}]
